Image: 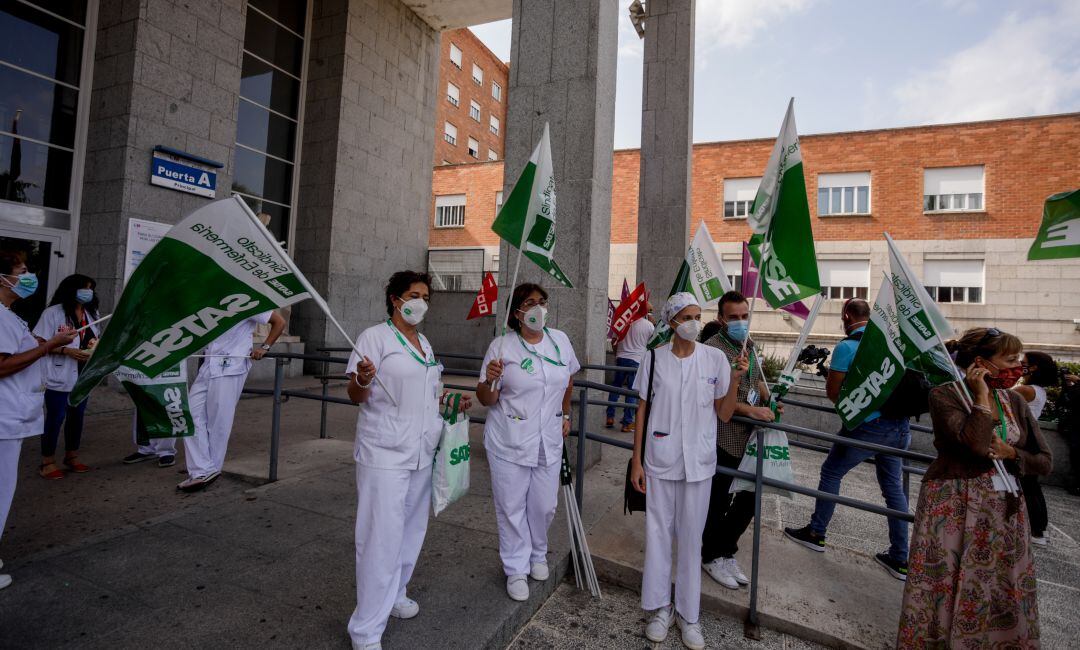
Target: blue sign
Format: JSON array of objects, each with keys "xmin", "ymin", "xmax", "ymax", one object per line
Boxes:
[{"xmin": 150, "ymin": 153, "xmax": 217, "ymax": 198}]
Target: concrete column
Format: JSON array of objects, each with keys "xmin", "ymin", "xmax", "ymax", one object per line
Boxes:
[
  {"xmin": 77, "ymin": 0, "xmax": 246, "ymax": 304},
  {"xmin": 291, "ymin": 0, "xmax": 440, "ymax": 352},
  {"xmin": 502, "ymin": 0, "xmax": 618, "ymax": 367},
  {"xmin": 635, "ymin": 0, "xmax": 695, "ymax": 299}
]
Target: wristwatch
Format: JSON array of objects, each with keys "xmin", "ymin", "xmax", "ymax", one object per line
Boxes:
[
  {"xmin": 560, "ymin": 413, "xmax": 571, "ymax": 421},
  {"xmin": 260, "ymin": 343, "xmax": 272, "ymax": 351}
]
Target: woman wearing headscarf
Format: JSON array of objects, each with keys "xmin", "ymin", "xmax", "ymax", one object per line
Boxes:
[{"xmin": 629, "ymin": 292, "xmax": 746, "ymax": 650}]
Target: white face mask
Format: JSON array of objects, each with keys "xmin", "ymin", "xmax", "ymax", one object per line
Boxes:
[
  {"xmin": 397, "ymin": 297, "xmax": 428, "ymax": 325},
  {"xmin": 674, "ymin": 319, "xmax": 702, "ymax": 341},
  {"xmin": 520, "ymin": 305, "xmax": 547, "ymax": 332}
]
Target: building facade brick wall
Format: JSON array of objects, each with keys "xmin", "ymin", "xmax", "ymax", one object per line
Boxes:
[{"xmin": 433, "ymin": 28, "xmax": 508, "ymax": 165}]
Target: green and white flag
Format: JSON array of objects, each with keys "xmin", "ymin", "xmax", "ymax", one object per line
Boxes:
[
  {"xmin": 885, "ymin": 233, "xmax": 957, "ymax": 385},
  {"xmin": 747, "ymin": 99, "xmax": 820, "ymax": 308},
  {"xmin": 648, "ymin": 221, "xmax": 732, "ymax": 348},
  {"xmin": 115, "ymin": 364, "xmax": 194, "ymax": 438},
  {"xmin": 1028, "ymin": 189, "xmax": 1080, "ymax": 260},
  {"xmin": 491, "ymin": 122, "xmax": 572, "ymax": 287},
  {"xmin": 835, "ymin": 277, "xmax": 906, "ymax": 429},
  {"xmin": 70, "ymin": 196, "xmax": 311, "ymax": 405}
]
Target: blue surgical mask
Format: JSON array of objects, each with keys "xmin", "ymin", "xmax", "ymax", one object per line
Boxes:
[
  {"xmin": 725, "ymin": 319, "xmax": 749, "ymax": 342},
  {"xmin": 3, "ymin": 272, "xmax": 38, "ymax": 299},
  {"xmin": 76, "ymin": 288, "xmax": 94, "ymax": 304}
]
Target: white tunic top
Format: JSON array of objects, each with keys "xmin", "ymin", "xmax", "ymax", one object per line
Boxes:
[
  {"xmin": 0, "ymin": 305, "xmax": 45, "ymax": 440},
  {"xmin": 32, "ymin": 304, "xmax": 101, "ymax": 392},
  {"xmin": 1028, "ymin": 384, "xmax": 1047, "ymax": 421},
  {"xmin": 633, "ymin": 342, "xmax": 731, "ymax": 482},
  {"xmin": 347, "ymin": 321, "xmax": 444, "ymax": 471},
  {"xmin": 199, "ymin": 311, "xmax": 272, "ymax": 379},
  {"xmin": 616, "ymin": 317, "xmax": 655, "ymax": 363},
  {"xmin": 481, "ymin": 328, "xmax": 580, "ymax": 467}
]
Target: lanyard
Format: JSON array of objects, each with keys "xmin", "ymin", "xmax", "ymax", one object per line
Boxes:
[
  {"xmin": 517, "ymin": 329, "xmax": 565, "ymax": 366},
  {"xmin": 718, "ymin": 332, "xmax": 756, "ymax": 381},
  {"xmin": 991, "ymin": 390, "xmax": 1008, "ymax": 442},
  {"xmin": 386, "ymin": 320, "xmax": 438, "ymax": 367}
]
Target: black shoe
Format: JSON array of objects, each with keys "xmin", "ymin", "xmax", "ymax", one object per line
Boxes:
[
  {"xmin": 158, "ymin": 455, "xmax": 176, "ymax": 468},
  {"xmin": 784, "ymin": 525, "xmax": 826, "ymax": 552},
  {"xmin": 123, "ymin": 452, "xmax": 156, "ymax": 464},
  {"xmin": 875, "ymin": 553, "xmax": 908, "ymax": 581}
]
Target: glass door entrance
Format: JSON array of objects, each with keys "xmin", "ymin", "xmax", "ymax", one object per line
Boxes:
[{"xmin": 0, "ymin": 229, "xmax": 62, "ymax": 326}]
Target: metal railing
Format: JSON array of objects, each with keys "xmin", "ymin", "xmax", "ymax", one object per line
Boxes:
[{"xmin": 248, "ymin": 349, "xmax": 937, "ymax": 640}]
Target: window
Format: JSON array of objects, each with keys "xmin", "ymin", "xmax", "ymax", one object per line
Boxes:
[
  {"xmin": 923, "ymin": 259, "xmax": 983, "ymax": 304},
  {"xmin": 434, "ymin": 195, "xmax": 466, "ymax": 228},
  {"xmin": 428, "ymin": 248, "xmax": 484, "ymax": 292},
  {"xmin": 443, "ymin": 122, "xmax": 457, "ymax": 145},
  {"xmin": 818, "ymin": 172, "xmax": 871, "ymax": 216},
  {"xmin": 467, "ymin": 137, "xmax": 479, "ymax": 158},
  {"xmin": 472, "ymin": 63, "xmax": 483, "ymax": 85},
  {"xmin": 449, "ymin": 43, "xmax": 462, "ymax": 68},
  {"xmin": 495, "ymin": 190, "xmax": 503, "ymax": 214},
  {"xmin": 491, "ymin": 254, "xmax": 500, "ymax": 273},
  {"xmin": 924, "ymin": 166, "xmax": 984, "ymax": 213},
  {"xmin": 492, "ymin": 82, "xmax": 502, "ymax": 102},
  {"xmin": 819, "ymin": 259, "xmax": 869, "ymax": 300},
  {"xmin": 489, "ymin": 115, "xmax": 500, "ymax": 135},
  {"xmin": 487, "ymin": 148, "xmax": 498, "ymax": 161},
  {"xmin": 469, "ymin": 100, "xmax": 481, "ymax": 122},
  {"xmin": 446, "ymin": 82, "xmax": 459, "ymax": 106},
  {"xmin": 722, "ymin": 177, "xmax": 760, "ymax": 219}
]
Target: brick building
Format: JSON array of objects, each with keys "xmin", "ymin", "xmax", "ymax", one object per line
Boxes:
[
  {"xmin": 428, "ymin": 113, "xmax": 1080, "ymax": 359},
  {"xmin": 433, "ymin": 28, "xmax": 508, "ymax": 166}
]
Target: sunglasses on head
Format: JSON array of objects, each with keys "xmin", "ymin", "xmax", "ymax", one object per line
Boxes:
[{"xmin": 976, "ymin": 327, "xmax": 1003, "ymax": 347}]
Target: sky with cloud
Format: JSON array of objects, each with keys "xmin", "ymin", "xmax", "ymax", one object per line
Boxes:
[{"xmin": 469, "ymin": 0, "xmax": 1080, "ymax": 148}]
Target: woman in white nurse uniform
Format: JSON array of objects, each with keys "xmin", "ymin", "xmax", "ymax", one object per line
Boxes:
[
  {"xmin": 0, "ymin": 250, "xmax": 77, "ymax": 590},
  {"xmin": 345, "ymin": 271, "xmax": 469, "ymax": 650},
  {"xmin": 629, "ymin": 292, "xmax": 747, "ymax": 650},
  {"xmin": 476, "ymin": 283, "xmax": 580, "ymax": 602}
]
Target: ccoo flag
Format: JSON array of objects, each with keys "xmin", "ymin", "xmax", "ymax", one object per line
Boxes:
[
  {"xmin": 69, "ymin": 197, "xmax": 312, "ymax": 405},
  {"xmin": 835, "ymin": 276, "xmax": 907, "ymax": 429},
  {"xmin": 747, "ymin": 99, "xmax": 820, "ymax": 309},
  {"xmin": 491, "ymin": 123, "xmax": 572, "ymax": 287},
  {"xmin": 648, "ymin": 222, "xmax": 732, "ymax": 348},
  {"xmin": 1028, "ymin": 189, "xmax": 1080, "ymax": 260}
]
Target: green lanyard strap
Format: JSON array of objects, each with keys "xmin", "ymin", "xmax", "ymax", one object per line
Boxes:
[
  {"xmin": 991, "ymin": 390, "xmax": 1008, "ymax": 442},
  {"xmin": 517, "ymin": 328, "xmax": 565, "ymax": 366},
  {"xmin": 386, "ymin": 320, "xmax": 439, "ymax": 367},
  {"xmin": 718, "ymin": 333, "xmax": 756, "ymax": 382}
]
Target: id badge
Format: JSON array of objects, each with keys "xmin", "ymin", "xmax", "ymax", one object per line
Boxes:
[{"xmin": 747, "ymin": 388, "xmax": 760, "ymax": 406}]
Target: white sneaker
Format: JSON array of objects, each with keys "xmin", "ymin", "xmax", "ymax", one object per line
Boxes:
[
  {"xmin": 529, "ymin": 561, "xmax": 549, "ymax": 581},
  {"xmin": 1031, "ymin": 535, "xmax": 1048, "ymax": 547},
  {"xmin": 644, "ymin": 604, "xmax": 674, "ymax": 643},
  {"xmin": 702, "ymin": 558, "xmax": 738, "ymax": 590},
  {"xmin": 390, "ymin": 596, "xmax": 419, "ymax": 619},
  {"xmin": 506, "ymin": 574, "xmax": 529, "ymax": 601},
  {"xmin": 0, "ymin": 574, "xmax": 11, "ymax": 590},
  {"xmin": 677, "ymin": 614, "xmax": 705, "ymax": 650},
  {"xmin": 726, "ymin": 557, "xmax": 749, "ymax": 585}
]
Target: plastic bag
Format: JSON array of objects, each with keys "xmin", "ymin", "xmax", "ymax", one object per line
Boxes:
[
  {"xmin": 432, "ymin": 393, "xmax": 470, "ymax": 516},
  {"xmin": 729, "ymin": 427, "xmax": 794, "ymax": 499}
]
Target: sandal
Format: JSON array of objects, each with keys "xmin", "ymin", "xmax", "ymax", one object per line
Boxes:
[
  {"xmin": 63, "ymin": 457, "xmax": 90, "ymax": 473},
  {"xmin": 39, "ymin": 463, "xmax": 65, "ymax": 480}
]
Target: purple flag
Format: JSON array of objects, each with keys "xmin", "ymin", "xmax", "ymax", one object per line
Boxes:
[
  {"xmin": 620, "ymin": 278, "xmax": 630, "ymax": 302},
  {"xmin": 742, "ymin": 241, "xmax": 811, "ymax": 319}
]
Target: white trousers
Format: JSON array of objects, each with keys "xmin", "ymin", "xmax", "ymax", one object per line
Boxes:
[
  {"xmin": 348, "ymin": 463, "xmax": 432, "ymax": 647},
  {"xmin": 488, "ymin": 452, "xmax": 561, "ymax": 576},
  {"xmin": 183, "ymin": 372, "xmax": 246, "ymax": 478},
  {"xmin": 642, "ymin": 475, "xmax": 712, "ymax": 624},
  {"xmin": 0, "ymin": 438, "xmax": 23, "ymax": 544},
  {"xmin": 132, "ymin": 413, "xmax": 176, "ymax": 457}
]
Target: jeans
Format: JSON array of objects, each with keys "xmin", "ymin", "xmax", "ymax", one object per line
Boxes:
[
  {"xmin": 809, "ymin": 416, "xmax": 911, "ymax": 562},
  {"xmin": 41, "ymin": 389, "xmax": 88, "ymax": 457},
  {"xmin": 701, "ymin": 448, "xmax": 756, "ymax": 562},
  {"xmin": 605, "ymin": 357, "xmax": 639, "ymax": 424}
]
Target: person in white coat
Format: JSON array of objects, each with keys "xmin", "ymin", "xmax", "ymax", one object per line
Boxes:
[
  {"xmin": 177, "ymin": 308, "xmax": 285, "ymax": 492},
  {"xmin": 32, "ymin": 274, "xmax": 101, "ymax": 479},
  {"xmin": 0, "ymin": 250, "xmax": 77, "ymax": 590},
  {"xmin": 345, "ymin": 270, "xmax": 469, "ymax": 650},
  {"xmin": 476, "ymin": 282, "xmax": 580, "ymax": 602},
  {"xmin": 629, "ymin": 292, "xmax": 746, "ymax": 650}
]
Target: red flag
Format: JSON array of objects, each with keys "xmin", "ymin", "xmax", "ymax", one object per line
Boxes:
[
  {"xmin": 606, "ymin": 299, "xmax": 616, "ymax": 339},
  {"xmin": 742, "ymin": 242, "xmax": 810, "ymax": 319},
  {"xmin": 610, "ymin": 282, "xmax": 648, "ymax": 345},
  {"xmin": 467, "ymin": 272, "xmax": 498, "ymax": 320},
  {"xmin": 620, "ymin": 278, "xmax": 630, "ymax": 302}
]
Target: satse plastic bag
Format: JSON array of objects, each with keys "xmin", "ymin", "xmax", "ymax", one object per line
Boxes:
[
  {"xmin": 432, "ymin": 392, "xmax": 470, "ymax": 516},
  {"xmin": 729, "ymin": 427, "xmax": 794, "ymax": 499}
]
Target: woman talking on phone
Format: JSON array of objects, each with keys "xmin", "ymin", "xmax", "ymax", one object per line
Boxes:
[{"xmin": 898, "ymin": 327, "xmax": 1051, "ymax": 647}]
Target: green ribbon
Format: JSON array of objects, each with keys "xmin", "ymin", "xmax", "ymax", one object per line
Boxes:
[
  {"xmin": 386, "ymin": 319, "xmax": 439, "ymax": 367},
  {"xmin": 517, "ymin": 328, "xmax": 565, "ymax": 367}
]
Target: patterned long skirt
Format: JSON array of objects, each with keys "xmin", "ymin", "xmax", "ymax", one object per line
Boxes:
[{"xmin": 897, "ymin": 472, "xmax": 1039, "ymax": 649}]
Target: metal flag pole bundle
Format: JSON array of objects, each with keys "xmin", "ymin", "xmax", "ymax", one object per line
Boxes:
[{"xmin": 561, "ymin": 448, "xmax": 600, "ymax": 597}]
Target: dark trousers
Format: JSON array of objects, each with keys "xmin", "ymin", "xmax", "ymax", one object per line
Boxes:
[
  {"xmin": 41, "ymin": 389, "xmax": 88, "ymax": 457},
  {"xmin": 1020, "ymin": 474, "xmax": 1048, "ymax": 536},
  {"xmin": 701, "ymin": 448, "xmax": 756, "ymax": 562}
]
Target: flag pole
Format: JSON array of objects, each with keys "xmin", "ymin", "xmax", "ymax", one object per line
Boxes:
[
  {"xmin": 75, "ymin": 313, "xmax": 112, "ymax": 333},
  {"xmin": 740, "ymin": 269, "xmax": 763, "ymax": 357},
  {"xmin": 232, "ymin": 197, "xmax": 396, "ymax": 404},
  {"xmin": 775, "ymin": 291, "xmax": 826, "ymax": 384}
]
